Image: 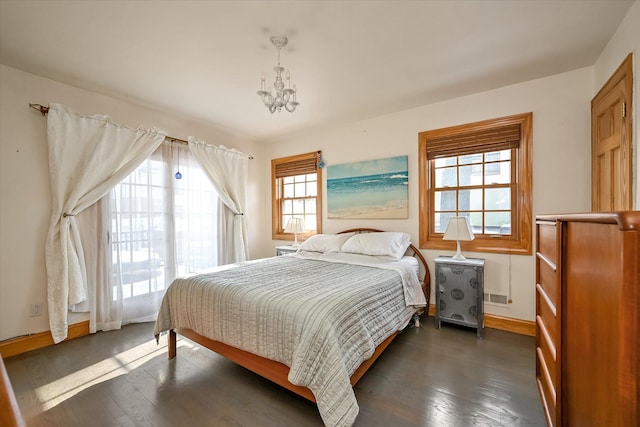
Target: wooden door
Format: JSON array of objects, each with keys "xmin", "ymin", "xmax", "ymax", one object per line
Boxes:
[{"xmin": 591, "ymin": 53, "xmax": 633, "ymax": 211}]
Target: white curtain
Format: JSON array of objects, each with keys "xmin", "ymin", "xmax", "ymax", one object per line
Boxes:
[
  {"xmin": 188, "ymin": 137, "xmax": 250, "ymax": 263},
  {"xmin": 45, "ymin": 103, "xmax": 166, "ymax": 343},
  {"xmin": 72, "ymin": 198, "xmax": 122, "ymax": 334},
  {"xmin": 110, "ymin": 142, "xmax": 220, "ymax": 325}
]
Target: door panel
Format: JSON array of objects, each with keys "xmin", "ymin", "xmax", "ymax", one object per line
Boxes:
[{"xmin": 591, "ymin": 53, "xmax": 633, "ymax": 211}]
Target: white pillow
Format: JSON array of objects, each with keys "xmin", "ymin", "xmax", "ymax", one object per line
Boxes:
[
  {"xmin": 299, "ymin": 233, "xmax": 354, "ymax": 253},
  {"xmin": 340, "ymin": 232, "xmax": 411, "ymax": 260}
]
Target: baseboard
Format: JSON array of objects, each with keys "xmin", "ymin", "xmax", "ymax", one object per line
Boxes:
[
  {"xmin": 427, "ymin": 305, "xmax": 535, "ymax": 336},
  {"xmin": 484, "ymin": 313, "xmax": 536, "ymax": 336},
  {"xmin": 0, "ymin": 321, "xmax": 90, "ymax": 359}
]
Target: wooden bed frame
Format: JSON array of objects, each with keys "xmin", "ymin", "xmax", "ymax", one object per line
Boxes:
[{"xmin": 166, "ymin": 228, "xmax": 431, "ymax": 402}]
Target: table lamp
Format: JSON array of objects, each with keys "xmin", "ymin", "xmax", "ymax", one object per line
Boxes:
[
  {"xmin": 443, "ymin": 216, "xmax": 475, "ymax": 260},
  {"xmin": 284, "ymin": 218, "xmax": 305, "ymax": 247}
]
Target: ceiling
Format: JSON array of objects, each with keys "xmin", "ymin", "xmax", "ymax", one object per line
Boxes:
[{"xmin": 0, "ymin": 0, "xmax": 634, "ymax": 143}]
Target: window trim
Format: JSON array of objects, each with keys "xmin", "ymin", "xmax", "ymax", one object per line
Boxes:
[
  {"xmin": 418, "ymin": 113, "xmax": 532, "ymax": 255},
  {"xmin": 271, "ymin": 151, "xmax": 323, "ymax": 241}
]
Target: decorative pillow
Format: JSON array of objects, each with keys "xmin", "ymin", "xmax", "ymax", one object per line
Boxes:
[
  {"xmin": 340, "ymin": 232, "xmax": 411, "ymax": 260},
  {"xmin": 299, "ymin": 233, "xmax": 354, "ymax": 253}
]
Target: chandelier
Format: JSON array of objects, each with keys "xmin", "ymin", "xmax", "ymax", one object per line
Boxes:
[{"xmin": 257, "ymin": 34, "xmax": 299, "ymax": 114}]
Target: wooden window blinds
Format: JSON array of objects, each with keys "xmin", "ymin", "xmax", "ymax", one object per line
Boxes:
[
  {"xmin": 273, "ymin": 151, "xmax": 321, "ymax": 178},
  {"xmin": 424, "ymin": 124, "xmax": 521, "ymax": 159}
]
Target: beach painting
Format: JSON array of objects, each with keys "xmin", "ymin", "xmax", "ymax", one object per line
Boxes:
[{"xmin": 327, "ymin": 155, "xmax": 409, "ymax": 219}]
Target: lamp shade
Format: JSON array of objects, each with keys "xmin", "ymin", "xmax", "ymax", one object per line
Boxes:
[
  {"xmin": 443, "ymin": 216, "xmax": 475, "ymax": 242},
  {"xmin": 442, "ymin": 216, "xmax": 474, "ymax": 260},
  {"xmin": 284, "ymin": 218, "xmax": 305, "ymax": 234}
]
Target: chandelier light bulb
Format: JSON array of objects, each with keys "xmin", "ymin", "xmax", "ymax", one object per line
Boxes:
[{"xmin": 257, "ymin": 34, "xmax": 300, "ymax": 114}]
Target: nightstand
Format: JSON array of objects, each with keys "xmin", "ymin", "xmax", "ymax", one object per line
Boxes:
[
  {"xmin": 275, "ymin": 245, "xmax": 298, "ymax": 256},
  {"xmin": 434, "ymin": 256, "xmax": 485, "ymax": 338}
]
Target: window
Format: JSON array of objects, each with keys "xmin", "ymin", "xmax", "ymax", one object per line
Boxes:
[
  {"xmin": 272, "ymin": 151, "xmax": 322, "ymax": 240},
  {"xmin": 418, "ymin": 113, "xmax": 532, "ymax": 255},
  {"xmin": 111, "ymin": 142, "xmax": 219, "ymax": 321}
]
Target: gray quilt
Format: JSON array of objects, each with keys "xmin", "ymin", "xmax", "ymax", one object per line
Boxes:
[{"xmin": 154, "ymin": 255, "xmax": 423, "ymax": 427}]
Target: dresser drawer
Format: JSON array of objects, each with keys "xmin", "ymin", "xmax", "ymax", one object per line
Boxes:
[
  {"xmin": 536, "ymin": 284, "xmax": 557, "ymax": 345},
  {"xmin": 537, "ymin": 256, "xmax": 558, "ymax": 307},
  {"xmin": 537, "ymin": 222, "xmax": 558, "ymax": 263},
  {"xmin": 537, "ymin": 374, "xmax": 557, "ymax": 425},
  {"xmin": 536, "ymin": 317, "xmax": 557, "ymax": 390}
]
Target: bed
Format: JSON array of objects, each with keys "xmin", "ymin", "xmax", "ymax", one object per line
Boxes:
[{"xmin": 154, "ymin": 228, "xmax": 431, "ymax": 427}]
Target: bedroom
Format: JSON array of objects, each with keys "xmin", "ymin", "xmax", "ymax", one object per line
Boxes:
[{"xmin": 1, "ymin": 1, "xmax": 639, "ymax": 426}]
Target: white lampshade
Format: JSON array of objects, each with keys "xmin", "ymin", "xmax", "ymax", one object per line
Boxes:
[
  {"xmin": 442, "ymin": 216, "xmax": 475, "ymax": 260},
  {"xmin": 284, "ymin": 218, "xmax": 305, "ymax": 246}
]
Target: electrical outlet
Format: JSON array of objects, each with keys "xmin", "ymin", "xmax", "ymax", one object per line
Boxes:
[{"xmin": 29, "ymin": 303, "xmax": 42, "ymax": 317}]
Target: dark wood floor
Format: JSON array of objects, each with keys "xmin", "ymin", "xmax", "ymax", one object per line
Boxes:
[{"xmin": 4, "ymin": 319, "xmax": 545, "ymax": 426}]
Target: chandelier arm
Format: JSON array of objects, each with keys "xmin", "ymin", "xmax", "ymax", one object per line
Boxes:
[
  {"xmin": 260, "ymin": 92, "xmax": 274, "ymax": 105},
  {"xmin": 285, "ymin": 101, "xmax": 299, "ymax": 113}
]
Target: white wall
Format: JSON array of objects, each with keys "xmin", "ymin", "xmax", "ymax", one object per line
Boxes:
[
  {"xmin": 263, "ymin": 67, "xmax": 594, "ymax": 322},
  {"xmin": 594, "ymin": 0, "xmax": 639, "ymax": 209},
  {"xmin": 0, "ymin": 65, "xmax": 264, "ymax": 342}
]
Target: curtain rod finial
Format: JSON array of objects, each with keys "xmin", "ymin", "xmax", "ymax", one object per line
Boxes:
[{"xmin": 29, "ymin": 103, "xmax": 49, "ymax": 116}]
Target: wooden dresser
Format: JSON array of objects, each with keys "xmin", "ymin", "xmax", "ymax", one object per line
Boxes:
[{"xmin": 535, "ymin": 212, "xmax": 639, "ymax": 427}]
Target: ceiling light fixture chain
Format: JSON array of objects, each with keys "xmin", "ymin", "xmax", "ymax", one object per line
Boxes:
[{"xmin": 257, "ymin": 34, "xmax": 299, "ymax": 114}]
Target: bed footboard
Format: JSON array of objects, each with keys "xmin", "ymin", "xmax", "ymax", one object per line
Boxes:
[{"xmin": 167, "ymin": 327, "xmax": 399, "ymax": 403}]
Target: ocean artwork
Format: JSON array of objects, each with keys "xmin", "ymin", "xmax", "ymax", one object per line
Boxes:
[{"xmin": 327, "ymin": 155, "xmax": 408, "ymax": 219}]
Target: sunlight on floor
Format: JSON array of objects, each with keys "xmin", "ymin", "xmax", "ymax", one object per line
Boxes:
[{"xmin": 34, "ymin": 336, "xmax": 191, "ymax": 411}]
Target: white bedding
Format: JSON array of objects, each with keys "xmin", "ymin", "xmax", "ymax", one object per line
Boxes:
[
  {"xmin": 154, "ymin": 253, "xmax": 425, "ymax": 427},
  {"xmin": 292, "ymin": 251, "xmax": 425, "ymax": 306}
]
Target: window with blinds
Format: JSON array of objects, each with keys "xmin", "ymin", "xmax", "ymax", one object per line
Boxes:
[
  {"xmin": 271, "ymin": 151, "xmax": 323, "ymax": 240},
  {"xmin": 418, "ymin": 113, "xmax": 533, "ymax": 255}
]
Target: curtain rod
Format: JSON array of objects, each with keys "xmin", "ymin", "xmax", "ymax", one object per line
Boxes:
[{"xmin": 29, "ymin": 103, "xmax": 253, "ymax": 159}]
